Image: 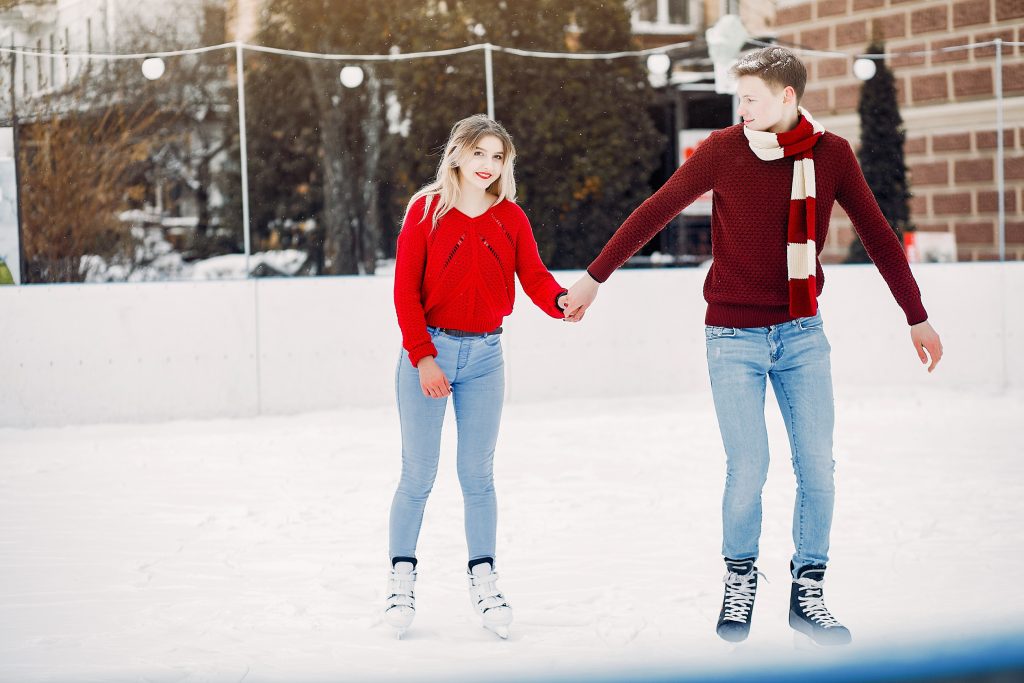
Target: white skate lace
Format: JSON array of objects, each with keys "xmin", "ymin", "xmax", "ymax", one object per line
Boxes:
[
  {"xmin": 386, "ymin": 569, "xmax": 415, "ymax": 610},
  {"xmin": 721, "ymin": 568, "xmax": 765, "ymax": 622},
  {"xmin": 794, "ymin": 576, "xmax": 841, "ymax": 628},
  {"xmin": 470, "ymin": 570, "xmax": 508, "ymax": 613}
]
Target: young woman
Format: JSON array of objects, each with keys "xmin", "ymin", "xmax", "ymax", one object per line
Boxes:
[{"xmin": 386, "ymin": 114, "xmax": 570, "ymax": 639}]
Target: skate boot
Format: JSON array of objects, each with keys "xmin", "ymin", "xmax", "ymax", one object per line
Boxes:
[
  {"xmin": 789, "ymin": 563, "xmax": 852, "ymax": 646},
  {"xmin": 467, "ymin": 559, "xmax": 512, "ymax": 639},
  {"xmin": 384, "ymin": 559, "xmax": 417, "ymax": 638},
  {"xmin": 716, "ymin": 558, "xmax": 763, "ymax": 642}
]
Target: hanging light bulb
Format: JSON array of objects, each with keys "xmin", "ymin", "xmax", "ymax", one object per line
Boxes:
[
  {"xmin": 141, "ymin": 57, "xmax": 165, "ymax": 80},
  {"xmin": 646, "ymin": 54, "xmax": 671, "ymax": 76},
  {"xmin": 339, "ymin": 66, "xmax": 364, "ymax": 88},
  {"xmin": 853, "ymin": 57, "xmax": 877, "ymax": 81}
]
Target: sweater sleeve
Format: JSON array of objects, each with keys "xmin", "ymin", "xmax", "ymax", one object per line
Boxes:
[
  {"xmin": 587, "ymin": 130, "xmax": 717, "ymax": 283},
  {"xmin": 834, "ymin": 138, "xmax": 928, "ymax": 326},
  {"xmin": 394, "ymin": 197, "xmax": 439, "ymax": 367},
  {"xmin": 513, "ymin": 208, "xmax": 567, "ymax": 319}
]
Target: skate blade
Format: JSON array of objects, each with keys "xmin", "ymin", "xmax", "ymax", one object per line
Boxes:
[
  {"xmin": 384, "ymin": 606, "xmax": 414, "ymax": 633},
  {"xmin": 792, "ymin": 629, "xmax": 822, "ymax": 651},
  {"xmin": 792, "ymin": 624, "xmax": 851, "ymax": 648},
  {"xmin": 716, "ymin": 625, "xmax": 750, "ymax": 644},
  {"xmin": 484, "ymin": 624, "xmax": 509, "ymax": 639}
]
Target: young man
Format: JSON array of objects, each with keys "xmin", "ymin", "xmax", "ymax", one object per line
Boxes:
[{"xmin": 563, "ymin": 46, "xmax": 942, "ymax": 646}]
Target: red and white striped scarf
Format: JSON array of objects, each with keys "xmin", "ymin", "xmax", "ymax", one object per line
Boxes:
[{"xmin": 743, "ymin": 107, "xmax": 825, "ymax": 318}]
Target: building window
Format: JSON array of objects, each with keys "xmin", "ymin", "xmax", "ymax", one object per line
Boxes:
[
  {"xmin": 636, "ymin": 0, "xmax": 658, "ymax": 22},
  {"xmin": 667, "ymin": 0, "xmax": 688, "ymax": 24},
  {"xmin": 633, "ymin": 0, "xmax": 690, "ymax": 27}
]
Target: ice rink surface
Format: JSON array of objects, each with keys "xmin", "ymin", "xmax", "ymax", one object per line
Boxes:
[{"xmin": 2, "ymin": 386, "xmax": 1022, "ymax": 682}]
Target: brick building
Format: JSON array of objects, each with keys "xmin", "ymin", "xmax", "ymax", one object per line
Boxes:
[{"xmin": 770, "ymin": 0, "xmax": 1024, "ymax": 262}]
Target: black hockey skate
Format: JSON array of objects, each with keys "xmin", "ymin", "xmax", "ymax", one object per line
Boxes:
[
  {"xmin": 789, "ymin": 563, "xmax": 852, "ymax": 646},
  {"xmin": 716, "ymin": 558, "xmax": 762, "ymax": 642}
]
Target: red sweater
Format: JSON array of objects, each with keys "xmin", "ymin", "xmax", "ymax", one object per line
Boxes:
[
  {"xmin": 395, "ymin": 195, "xmax": 567, "ymax": 366},
  {"xmin": 588, "ymin": 124, "xmax": 928, "ymax": 328}
]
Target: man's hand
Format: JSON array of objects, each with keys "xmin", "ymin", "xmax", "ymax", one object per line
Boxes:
[
  {"xmin": 563, "ymin": 273, "xmax": 600, "ymax": 322},
  {"xmin": 417, "ymin": 356, "xmax": 451, "ymax": 398},
  {"xmin": 910, "ymin": 320, "xmax": 943, "ymax": 373}
]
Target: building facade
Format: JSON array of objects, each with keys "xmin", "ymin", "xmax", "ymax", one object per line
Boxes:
[
  {"xmin": 5, "ymin": 1, "xmax": 1016, "ymax": 267},
  {"xmin": 1, "ymin": 0, "xmax": 237, "ymax": 101},
  {"xmin": 770, "ymin": 0, "xmax": 1024, "ymax": 262}
]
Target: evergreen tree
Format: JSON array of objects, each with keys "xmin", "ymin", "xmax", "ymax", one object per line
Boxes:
[
  {"xmin": 846, "ymin": 41, "xmax": 911, "ymax": 264},
  {"xmin": 382, "ymin": 2, "xmax": 485, "ymax": 255},
  {"xmin": 226, "ymin": 19, "xmax": 323, "ymax": 271},
  {"xmin": 390, "ymin": 0, "xmax": 662, "ymax": 269},
  {"xmin": 244, "ymin": 0, "xmax": 403, "ymax": 275},
  {"xmin": 242, "ymin": 1, "xmax": 662, "ymax": 272}
]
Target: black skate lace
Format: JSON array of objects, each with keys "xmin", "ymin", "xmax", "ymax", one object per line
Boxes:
[
  {"xmin": 794, "ymin": 576, "xmax": 841, "ymax": 628},
  {"xmin": 722, "ymin": 569, "xmax": 765, "ymax": 622}
]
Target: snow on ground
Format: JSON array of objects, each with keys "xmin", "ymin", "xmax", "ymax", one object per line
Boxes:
[
  {"xmin": 83, "ymin": 248, "xmax": 310, "ymax": 283},
  {"xmin": 1, "ymin": 386, "xmax": 1022, "ymax": 683}
]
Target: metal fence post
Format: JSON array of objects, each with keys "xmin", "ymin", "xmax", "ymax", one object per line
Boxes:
[
  {"xmin": 235, "ymin": 41, "xmax": 252, "ymax": 274},
  {"xmin": 484, "ymin": 43, "xmax": 494, "ymax": 120},
  {"xmin": 994, "ymin": 38, "xmax": 1005, "ymax": 262}
]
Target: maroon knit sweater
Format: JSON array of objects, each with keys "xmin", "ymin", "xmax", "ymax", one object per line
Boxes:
[
  {"xmin": 394, "ymin": 195, "xmax": 567, "ymax": 366},
  {"xmin": 588, "ymin": 123, "xmax": 928, "ymax": 328}
]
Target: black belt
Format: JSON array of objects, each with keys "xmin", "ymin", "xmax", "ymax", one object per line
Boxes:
[{"xmin": 436, "ymin": 326, "xmax": 502, "ymax": 337}]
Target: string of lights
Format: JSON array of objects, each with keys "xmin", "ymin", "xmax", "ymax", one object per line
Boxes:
[
  {"xmin": 1, "ymin": 36, "xmax": 1015, "ymax": 265},
  {"xmin": 0, "ymin": 37, "xmax": 1020, "ymax": 63},
  {"xmin": 748, "ymin": 37, "xmax": 1024, "ymax": 60},
  {"xmin": 0, "ymin": 39, "xmax": 698, "ymax": 62}
]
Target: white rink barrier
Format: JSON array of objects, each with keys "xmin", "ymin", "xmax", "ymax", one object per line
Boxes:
[{"xmin": 1, "ymin": 262, "xmax": 1019, "ymax": 427}]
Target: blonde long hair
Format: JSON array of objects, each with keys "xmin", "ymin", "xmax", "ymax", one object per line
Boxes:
[{"xmin": 405, "ymin": 114, "xmax": 517, "ymax": 230}]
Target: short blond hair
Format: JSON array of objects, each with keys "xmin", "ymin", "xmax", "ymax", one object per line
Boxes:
[{"xmin": 731, "ymin": 46, "xmax": 807, "ymax": 102}]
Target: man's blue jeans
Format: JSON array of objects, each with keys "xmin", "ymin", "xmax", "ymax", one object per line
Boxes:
[
  {"xmin": 389, "ymin": 327, "xmax": 505, "ymax": 564},
  {"xmin": 705, "ymin": 311, "xmax": 836, "ymax": 575}
]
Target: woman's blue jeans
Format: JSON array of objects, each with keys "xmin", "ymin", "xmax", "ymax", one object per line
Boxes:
[
  {"xmin": 705, "ymin": 311, "xmax": 836, "ymax": 575},
  {"xmin": 389, "ymin": 327, "xmax": 505, "ymax": 564}
]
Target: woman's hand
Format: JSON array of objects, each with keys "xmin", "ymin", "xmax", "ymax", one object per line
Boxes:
[
  {"xmin": 556, "ymin": 292, "xmax": 577, "ymax": 322},
  {"xmin": 417, "ymin": 356, "xmax": 452, "ymax": 398}
]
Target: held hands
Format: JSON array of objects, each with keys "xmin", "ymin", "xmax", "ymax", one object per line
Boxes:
[
  {"xmin": 556, "ymin": 291, "xmax": 578, "ymax": 322},
  {"xmin": 561, "ymin": 273, "xmax": 600, "ymax": 322},
  {"xmin": 417, "ymin": 356, "xmax": 451, "ymax": 398},
  {"xmin": 910, "ymin": 320, "xmax": 943, "ymax": 373}
]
